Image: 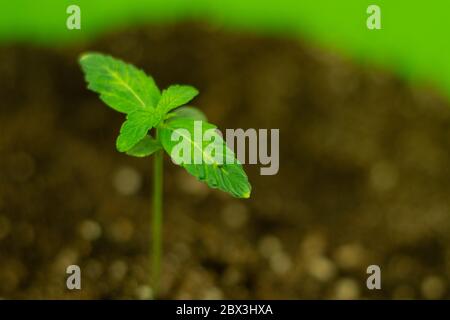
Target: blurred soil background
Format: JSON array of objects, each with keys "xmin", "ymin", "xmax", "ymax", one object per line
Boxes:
[{"xmin": 1, "ymin": 22, "xmax": 450, "ymax": 299}]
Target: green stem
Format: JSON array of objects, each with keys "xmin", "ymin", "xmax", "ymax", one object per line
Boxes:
[{"xmin": 152, "ymin": 129, "xmax": 163, "ymax": 298}]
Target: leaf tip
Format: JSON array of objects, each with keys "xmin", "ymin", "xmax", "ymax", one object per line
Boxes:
[
  {"xmin": 242, "ymin": 191, "xmax": 251, "ymax": 199},
  {"xmin": 115, "ymin": 136, "xmax": 127, "ymax": 153},
  {"xmin": 78, "ymin": 52, "xmax": 106, "ymax": 66},
  {"xmin": 78, "ymin": 52, "xmax": 94, "ymax": 63},
  {"xmin": 79, "ymin": 53, "xmax": 89, "ymax": 61}
]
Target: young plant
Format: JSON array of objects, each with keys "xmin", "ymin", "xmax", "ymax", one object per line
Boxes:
[{"xmin": 79, "ymin": 53, "xmax": 251, "ymax": 296}]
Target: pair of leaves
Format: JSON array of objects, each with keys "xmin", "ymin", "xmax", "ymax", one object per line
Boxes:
[
  {"xmin": 116, "ymin": 85, "xmax": 199, "ymax": 151},
  {"xmin": 79, "ymin": 53, "xmax": 251, "ymax": 198},
  {"xmin": 80, "ymin": 53, "xmax": 198, "ymax": 153}
]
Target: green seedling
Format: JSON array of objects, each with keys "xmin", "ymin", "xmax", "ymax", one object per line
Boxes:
[{"xmin": 79, "ymin": 53, "xmax": 251, "ymax": 297}]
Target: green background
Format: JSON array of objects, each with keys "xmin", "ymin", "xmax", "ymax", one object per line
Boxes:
[{"xmin": 1, "ymin": 0, "xmax": 449, "ymax": 98}]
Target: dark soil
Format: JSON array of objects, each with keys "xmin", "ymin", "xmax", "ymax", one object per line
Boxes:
[{"xmin": 1, "ymin": 22, "xmax": 450, "ymax": 299}]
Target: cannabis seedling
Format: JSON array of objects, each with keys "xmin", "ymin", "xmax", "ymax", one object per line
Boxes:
[{"xmin": 79, "ymin": 53, "xmax": 251, "ymax": 296}]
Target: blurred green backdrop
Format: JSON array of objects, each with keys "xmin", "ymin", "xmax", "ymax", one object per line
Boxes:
[{"xmin": 1, "ymin": 0, "xmax": 449, "ymax": 98}]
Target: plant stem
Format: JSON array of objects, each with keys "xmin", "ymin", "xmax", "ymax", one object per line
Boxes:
[{"xmin": 152, "ymin": 129, "xmax": 163, "ymax": 298}]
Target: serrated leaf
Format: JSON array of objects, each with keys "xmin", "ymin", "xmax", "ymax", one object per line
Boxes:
[
  {"xmin": 126, "ymin": 135, "xmax": 162, "ymax": 157},
  {"xmin": 166, "ymin": 106, "xmax": 207, "ymax": 122},
  {"xmin": 160, "ymin": 119, "xmax": 251, "ymax": 198},
  {"xmin": 79, "ymin": 53, "xmax": 161, "ymax": 113},
  {"xmin": 116, "ymin": 109, "xmax": 161, "ymax": 152},
  {"xmin": 157, "ymin": 85, "xmax": 199, "ymax": 114}
]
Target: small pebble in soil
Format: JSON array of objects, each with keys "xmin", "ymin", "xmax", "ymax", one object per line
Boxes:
[
  {"xmin": 113, "ymin": 166, "xmax": 142, "ymax": 195},
  {"xmin": 222, "ymin": 267, "xmax": 243, "ymax": 286},
  {"xmin": 269, "ymin": 251, "xmax": 292, "ymax": 275},
  {"xmin": 421, "ymin": 275, "xmax": 447, "ymax": 299},
  {"xmin": 221, "ymin": 202, "xmax": 248, "ymax": 229},
  {"xmin": 78, "ymin": 219, "xmax": 102, "ymax": 241},
  {"xmin": 201, "ymin": 286, "xmax": 224, "ymax": 300},
  {"xmin": 369, "ymin": 161, "xmax": 398, "ymax": 193},
  {"xmin": 108, "ymin": 218, "xmax": 134, "ymax": 242},
  {"xmin": 333, "ymin": 243, "xmax": 366, "ymax": 271},
  {"xmin": 258, "ymin": 235, "xmax": 283, "ymax": 259},
  {"xmin": 331, "ymin": 278, "xmax": 360, "ymax": 300},
  {"xmin": 306, "ymin": 255, "xmax": 337, "ymax": 282},
  {"xmin": 300, "ymin": 232, "xmax": 327, "ymax": 258},
  {"xmin": 108, "ymin": 260, "xmax": 128, "ymax": 282},
  {"xmin": 53, "ymin": 248, "xmax": 79, "ymax": 272},
  {"xmin": 135, "ymin": 285, "xmax": 153, "ymax": 300},
  {"xmin": 0, "ymin": 259, "xmax": 27, "ymax": 293}
]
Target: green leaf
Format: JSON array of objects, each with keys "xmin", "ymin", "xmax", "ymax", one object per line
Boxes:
[
  {"xmin": 160, "ymin": 118, "xmax": 251, "ymax": 198},
  {"xmin": 166, "ymin": 106, "xmax": 207, "ymax": 122},
  {"xmin": 157, "ymin": 85, "xmax": 199, "ymax": 114},
  {"xmin": 126, "ymin": 135, "xmax": 162, "ymax": 157},
  {"xmin": 79, "ymin": 53, "xmax": 161, "ymax": 114},
  {"xmin": 116, "ymin": 109, "xmax": 161, "ymax": 152}
]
